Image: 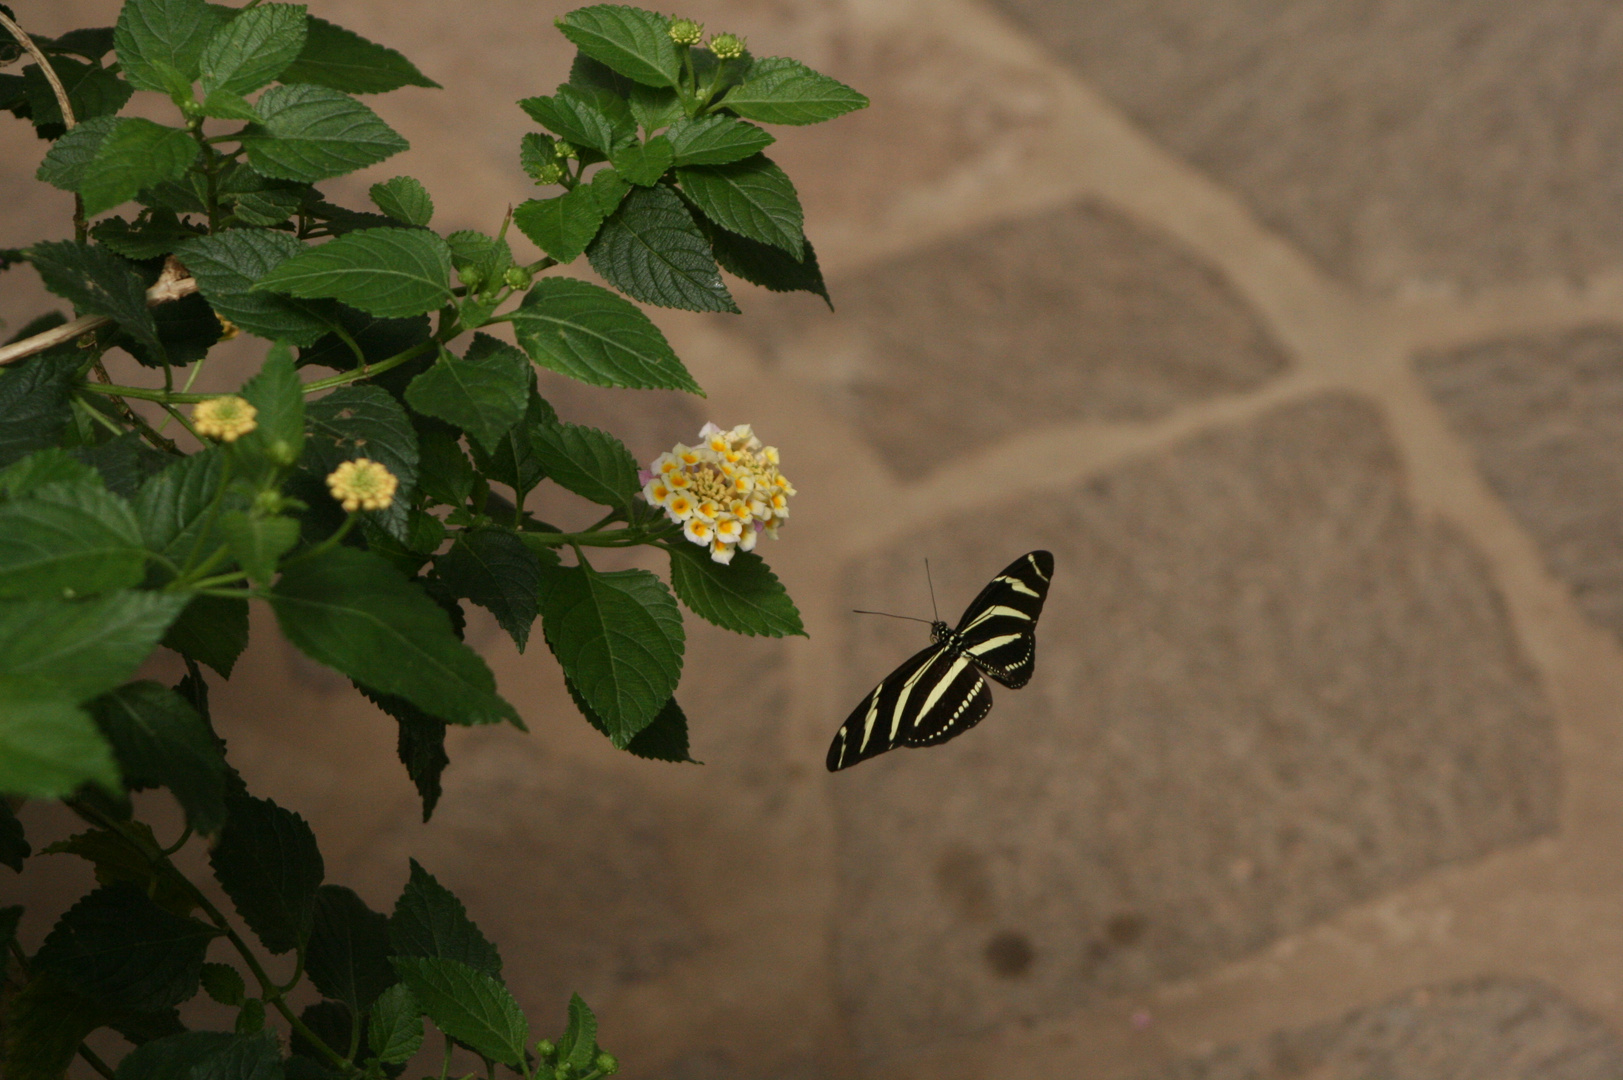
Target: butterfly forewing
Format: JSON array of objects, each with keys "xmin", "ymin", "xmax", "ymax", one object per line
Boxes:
[
  {"xmin": 954, "ymin": 550, "xmax": 1053, "ymax": 688},
  {"xmin": 826, "ymin": 644, "xmax": 950, "ymax": 771}
]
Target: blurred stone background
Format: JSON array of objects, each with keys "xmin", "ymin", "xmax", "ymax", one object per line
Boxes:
[{"xmin": 10, "ymin": 1, "xmax": 1623, "ymax": 1077}]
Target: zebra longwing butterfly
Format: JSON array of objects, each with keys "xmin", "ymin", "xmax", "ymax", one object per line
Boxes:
[{"xmin": 827, "ymin": 550, "xmax": 1054, "ymax": 772}]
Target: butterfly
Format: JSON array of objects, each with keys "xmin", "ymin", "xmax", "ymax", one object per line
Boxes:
[{"xmin": 826, "ymin": 550, "xmax": 1054, "ymax": 771}]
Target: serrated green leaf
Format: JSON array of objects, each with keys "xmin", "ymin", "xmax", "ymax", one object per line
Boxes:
[
  {"xmin": 1, "ymin": 976, "xmax": 106, "ymax": 1080},
  {"xmin": 630, "ymin": 81, "xmax": 683, "ymax": 132},
  {"xmin": 357, "ymin": 684, "xmax": 448, "ymax": 820},
  {"xmin": 89, "ymin": 680, "xmax": 228, "ymax": 833},
  {"xmin": 435, "ymin": 529, "xmax": 541, "ymax": 651},
  {"xmin": 35, "ymin": 882, "xmax": 214, "ymax": 1010},
  {"xmin": 308, "ymin": 884, "xmax": 395, "ymax": 1014},
  {"xmin": 588, "ymin": 182, "xmax": 738, "ymax": 313},
  {"xmin": 278, "ymin": 14, "xmax": 439, "ymax": 94},
  {"xmin": 666, "ymin": 544, "xmax": 805, "ymax": 637},
  {"xmin": 91, "ymin": 211, "xmax": 206, "ymax": 261},
  {"xmin": 43, "ymin": 824, "xmax": 193, "ymax": 913},
  {"xmin": 587, "ymin": 165, "xmax": 631, "ymax": 216},
  {"xmin": 368, "ymin": 983, "xmax": 425, "ymax": 1064},
  {"xmin": 238, "ymin": 341, "xmax": 306, "ymax": 466},
  {"xmin": 512, "ymin": 277, "xmax": 700, "ymax": 392},
  {"xmin": 115, "ymin": 290, "xmax": 221, "ymax": 369},
  {"xmin": 534, "ymin": 421, "xmax": 639, "ymax": 511},
  {"xmin": 0, "ymin": 686, "xmax": 118, "ymax": 798},
  {"xmin": 514, "ymin": 187, "xmax": 605, "ymax": 264},
  {"xmin": 611, "ymin": 134, "xmax": 673, "ymax": 186},
  {"xmin": 519, "ymin": 85, "xmax": 635, "ymax": 157},
  {"xmin": 721, "ymin": 55, "xmax": 868, "ymax": 125},
  {"xmin": 28, "ymin": 240, "xmax": 159, "ymax": 350},
  {"xmin": 271, "ymin": 547, "xmax": 521, "ymax": 727},
  {"xmin": 703, "ymin": 217, "xmax": 830, "ymax": 306},
  {"xmin": 520, "ymin": 131, "xmax": 560, "ymax": 180},
  {"xmin": 565, "ymin": 678, "xmax": 695, "ymax": 762},
  {"xmin": 177, "ymin": 228, "xmax": 336, "ymax": 346},
  {"xmin": 389, "ymin": 858, "xmax": 502, "ymax": 976},
  {"xmin": 42, "ymin": 27, "xmax": 119, "ymax": 61},
  {"xmin": 209, "ymin": 793, "xmax": 324, "ymax": 954},
  {"xmin": 665, "ymin": 115, "xmax": 775, "ymax": 166},
  {"xmin": 404, "ymin": 336, "xmax": 529, "ymax": 452},
  {"xmin": 415, "ymin": 426, "xmax": 474, "ymax": 508},
  {"xmin": 200, "ymin": 87, "xmax": 258, "ymax": 120},
  {"xmin": 160, "ymin": 594, "xmax": 249, "ymax": 679},
  {"xmin": 217, "ymin": 513, "xmax": 297, "ymax": 586},
  {"xmin": 35, "ymin": 114, "xmax": 119, "ymax": 193},
  {"xmin": 226, "ymin": 185, "xmax": 305, "ymax": 227},
  {"xmin": 298, "ymin": 306, "xmax": 430, "ymax": 372},
  {"xmin": 0, "ymin": 448, "xmax": 97, "ymax": 499},
  {"xmin": 0, "ymin": 590, "xmax": 188, "ymax": 703},
  {"xmin": 245, "ymin": 83, "xmax": 409, "ymax": 183},
  {"xmin": 679, "ymin": 154, "xmax": 803, "ymax": 257},
  {"xmin": 0, "ymin": 480, "xmax": 146, "ymax": 600},
  {"xmin": 20, "ymin": 56, "xmax": 132, "ymax": 131},
  {"xmin": 134, "ymin": 448, "xmax": 232, "ymax": 563},
  {"xmin": 71, "ymin": 433, "xmax": 170, "ymax": 502},
  {"xmin": 369, "ymin": 175, "xmax": 433, "ymax": 225},
  {"xmin": 301, "ymin": 385, "xmax": 419, "ymax": 540},
  {"xmin": 539, "ymin": 564, "xmax": 683, "ymax": 745},
  {"xmin": 200, "ymin": 962, "xmax": 246, "ymax": 1006},
  {"xmin": 115, "ymin": 0, "xmax": 228, "ymax": 95},
  {"xmin": 116, "ymin": 1030, "xmax": 280, "ymax": 1080},
  {"xmin": 466, "ymin": 386, "xmax": 554, "ymax": 500},
  {"xmin": 0, "ymin": 802, "xmax": 27, "ymax": 872},
  {"xmin": 559, "ymin": 993, "xmax": 600, "ymax": 1070},
  {"xmin": 392, "ymin": 956, "xmax": 528, "ymax": 1065},
  {"xmin": 557, "ymin": 5, "xmax": 679, "ymax": 87},
  {"xmin": 255, "ymin": 226, "xmax": 451, "ymax": 318},
  {"xmin": 200, "ymin": 2, "xmax": 308, "ymax": 97},
  {"xmin": 445, "ymin": 229, "xmax": 513, "ymax": 291},
  {"xmin": 0, "ymin": 352, "xmax": 78, "ymax": 471}
]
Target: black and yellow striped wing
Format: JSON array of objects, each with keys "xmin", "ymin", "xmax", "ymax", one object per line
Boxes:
[{"xmin": 952, "ymin": 550, "xmax": 1053, "ymax": 689}]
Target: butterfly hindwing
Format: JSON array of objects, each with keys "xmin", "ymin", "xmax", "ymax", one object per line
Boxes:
[
  {"xmin": 826, "ymin": 644, "xmax": 950, "ymax": 772},
  {"xmin": 954, "ymin": 550, "xmax": 1053, "ymax": 689},
  {"xmin": 902, "ymin": 654, "xmax": 993, "ymax": 747}
]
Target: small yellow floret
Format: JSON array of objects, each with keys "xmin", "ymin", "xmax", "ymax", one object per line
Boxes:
[
  {"xmin": 192, "ymin": 396, "xmax": 257, "ymax": 442},
  {"xmin": 326, "ymin": 458, "xmax": 398, "ymax": 512}
]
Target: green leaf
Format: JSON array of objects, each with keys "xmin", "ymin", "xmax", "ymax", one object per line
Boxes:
[
  {"xmin": 704, "ymin": 219, "xmax": 830, "ymax": 305},
  {"xmin": 114, "ymin": 0, "xmax": 228, "ymax": 95},
  {"xmin": 0, "ymin": 591, "xmax": 188, "ymax": 703},
  {"xmin": 557, "ymin": 5, "xmax": 679, "ymax": 87},
  {"xmin": 0, "ymin": 801, "xmax": 27, "ymax": 872},
  {"xmin": 225, "ymin": 185, "xmax": 305, "ymax": 227},
  {"xmin": 278, "ymin": 14, "xmax": 439, "ymax": 94},
  {"xmin": 35, "ymin": 114, "xmax": 119, "ymax": 193},
  {"xmin": 587, "ymin": 182, "xmax": 738, "ymax": 313},
  {"xmin": 209, "ymin": 793, "xmax": 324, "ymax": 954},
  {"xmin": 160, "ymin": 594, "xmax": 249, "ymax": 678},
  {"xmin": 177, "ymin": 228, "xmax": 336, "ymax": 346},
  {"xmin": 611, "ymin": 134, "xmax": 673, "ymax": 186},
  {"xmin": 0, "ymin": 352, "xmax": 78, "ymax": 471},
  {"xmin": 359, "ymin": 685, "xmax": 447, "ymax": 820},
  {"xmin": 520, "ymin": 130, "xmax": 560, "ymax": 180},
  {"xmin": 513, "ymin": 186, "xmax": 605, "ymax": 264},
  {"xmin": 512, "ymin": 277, "xmax": 700, "ymax": 392},
  {"xmin": 218, "ymin": 512, "xmax": 299, "ymax": 586},
  {"xmin": 518, "ymin": 85, "xmax": 635, "ymax": 157},
  {"xmin": 389, "ymin": 858, "xmax": 502, "ymax": 976},
  {"xmin": 629, "ymin": 82, "xmax": 683, "ymax": 132},
  {"xmin": 415, "ymin": 426, "xmax": 474, "ymax": 508},
  {"xmin": 200, "ymin": 87, "xmax": 258, "ymax": 121},
  {"xmin": 1, "ymin": 977, "xmax": 106, "ymax": 1080},
  {"xmin": 245, "ymin": 83, "xmax": 409, "ymax": 183},
  {"xmin": 298, "ymin": 306, "xmax": 430, "ymax": 372},
  {"xmin": 115, "ymin": 291, "xmax": 222, "ymax": 369},
  {"xmin": 466, "ymin": 386, "xmax": 554, "ymax": 500},
  {"xmin": 89, "ymin": 680, "xmax": 228, "ymax": 833},
  {"xmin": 404, "ymin": 335, "xmax": 530, "ymax": 452},
  {"xmin": 271, "ymin": 547, "xmax": 521, "ymax": 727},
  {"xmin": 369, "ymin": 175, "xmax": 433, "ymax": 226},
  {"xmin": 445, "ymin": 229, "xmax": 513, "ymax": 289},
  {"xmin": 255, "ymin": 226, "xmax": 451, "ymax": 318},
  {"xmin": 368, "ymin": 983, "xmax": 425, "ymax": 1064},
  {"xmin": 558, "ymin": 993, "xmax": 600, "ymax": 1071},
  {"xmin": 91, "ymin": 211, "xmax": 206, "ymax": 261},
  {"xmin": 0, "ymin": 480, "xmax": 147, "ymax": 600},
  {"xmin": 301, "ymin": 385, "xmax": 419, "ymax": 540},
  {"xmin": 28, "ymin": 240, "xmax": 159, "ymax": 350},
  {"xmin": 0, "ymin": 687, "xmax": 118, "ymax": 798},
  {"xmin": 665, "ymin": 116, "xmax": 774, "ymax": 166},
  {"xmin": 35, "ymin": 882, "xmax": 214, "ymax": 1010},
  {"xmin": 533, "ymin": 421, "xmax": 639, "ymax": 511},
  {"xmin": 238, "ymin": 341, "xmax": 306, "ymax": 466},
  {"xmin": 539, "ymin": 565, "xmax": 683, "ymax": 745},
  {"xmin": 308, "ymin": 884, "xmax": 395, "ymax": 1014},
  {"xmin": 679, "ymin": 155, "xmax": 804, "ymax": 257},
  {"xmin": 586, "ymin": 165, "xmax": 631, "ymax": 216},
  {"xmin": 44, "ymin": 824, "xmax": 196, "ymax": 916},
  {"xmin": 392, "ymin": 956, "xmax": 528, "ymax": 1065},
  {"xmin": 435, "ymin": 529, "xmax": 542, "ymax": 651},
  {"xmin": 200, "ymin": 2, "xmax": 308, "ymax": 97},
  {"xmin": 200, "ymin": 962, "xmax": 246, "ymax": 1006},
  {"xmin": 666, "ymin": 544, "xmax": 805, "ymax": 637},
  {"xmin": 0, "ymin": 449, "xmax": 96, "ymax": 498},
  {"xmin": 133, "ymin": 448, "xmax": 230, "ymax": 563},
  {"xmin": 71, "ymin": 434, "xmax": 170, "ymax": 502},
  {"xmin": 566, "ymin": 679, "xmax": 695, "ymax": 762},
  {"xmin": 115, "ymin": 1030, "xmax": 281, "ymax": 1080},
  {"xmin": 721, "ymin": 56, "xmax": 868, "ymax": 125},
  {"xmin": 20, "ymin": 56, "xmax": 132, "ymax": 131}
]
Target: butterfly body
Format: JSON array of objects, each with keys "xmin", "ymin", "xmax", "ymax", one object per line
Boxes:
[{"xmin": 827, "ymin": 551, "xmax": 1053, "ymax": 772}]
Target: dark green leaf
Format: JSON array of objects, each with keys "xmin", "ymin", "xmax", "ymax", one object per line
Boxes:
[
  {"xmin": 0, "ymin": 801, "xmax": 26, "ymax": 871},
  {"xmin": 534, "ymin": 421, "xmax": 639, "ymax": 511},
  {"xmin": 392, "ymin": 956, "xmax": 528, "ymax": 1065},
  {"xmin": 539, "ymin": 565, "xmax": 683, "ymax": 745},
  {"xmin": 36, "ymin": 114, "xmax": 119, "ymax": 193},
  {"xmin": 0, "ymin": 479, "xmax": 147, "ymax": 599},
  {"xmin": 200, "ymin": 87, "xmax": 258, "ymax": 121},
  {"xmin": 298, "ymin": 306, "xmax": 430, "ymax": 373},
  {"xmin": 588, "ymin": 182, "xmax": 738, "ymax": 313},
  {"xmin": 0, "ymin": 590, "xmax": 188, "ymax": 702},
  {"xmin": 91, "ymin": 211, "xmax": 206, "ymax": 261},
  {"xmin": 558, "ymin": 993, "xmax": 600, "ymax": 1070},
  {"xmin": 290, "ymin": 1000, "xmax": 351, "ymax": 1064},
  {"xmin": 271, "ymin": 547, "xmax": 520, "ymax": 726},
  {"xmin": 466, "ymin": 385, "xmax": 555, "ymax": 499},
  {"xmin": 369, "ymin": 175, "xmax": 433, "ymax": 226},
  {"xmin": 512, "ymin": 277, "xmax": 700, "ymax": 392},
  {"xmin": 114, "ymin": 0, "xmax": 228, "ymax": 94},
  {"xmin": 368, "ymin": 983, "xmax": 424, "ymax": 1064},
  {"xmin": 116, "ymin": 291, "xmax": 222, "ymax": 368},
  {"xmin": 513, "ymin": 187, "xmax": 604, "ymax": 265},
  {"xmin": 1, "ymin": 977, "xmax": 104, "ymax": 1080},
  {"xmin": 445, "ymin": 229, "xmax": 513, "ymax": 291},
  {"xmin": 79, "ymin": 118, "xmax": 200, "ymax": 218},
  {"xmin": 705, "ymin": 218, "xmax": 830, "ymax": 305},
  {"xmin": 44, "ymin": 27, "xmax": 119, "ymax": 61},
  {"xmin": 133, "ymin": 447, "xmax": 229, "ymax": 562},
  {"xmin": 209, "ymin": 793, "xmax": 324, "ymax": 954},
  {"xmin": 665, "ymin": 116, "xmax": 774, "ymax": 166},
  {"xmin": 71, "ymin": 433, "xmax": 170, "ymax": 501},
  {"xmin": 586, "ymin": 165, "xmax": 631, "ymax": 216},
  {"xmin": 200, "ymin": 2, "xmax": 308, "ymax": 96},
  {"xmin": 245, "ymin": 83, "xmax": 409, "ymax": 183},
  {"xmin": 21, "ymin": 56, "xmax": 132, "ymax": 131},
  {"xmin": 629, "ymin": 82, "xmax": 683, "ymax": 132},
  {"xmin": 115, "ymin": 1030, "xmax": 281, "ymax": 1080},
  {"xmin": 89, "ymin": 680, "xmax": 228, "ymax": 833},
  {"xmin": 566, "ymin": 679, "xmax": 695, "ymax": 762},
  {"xmin": 389, "ymin": 858, "xmax": 502, "ymax": 977},
  {"xmin": 219, "ymin": 513, "xmax": 299, "ymax": 585},
  {"xmin": 435, "ymin": 529, "xmax": 541, "ymax": 651},
  {"xmin": 44, "ymin": 825, "xmax": 194, "ymax": 915},
  {"xmin": 28, "ymin": 240, "xmax": 159, "ymax": 350},
  {"xmin": 177, "ymin": 229, "xmax": 336, "ymax": 346},
  {"xmin": 720, "ymin": 56, "xmax": 868, "ymax": 125},
  {"xmin": 301, "ymin": 385, "xmax": 419, "ymax": 540},
  {"xmin": 0, "ymin": 448, "xmax": 96, "ymax": 498},
  {"xmin": 238, "ymin": 341, "xmax": 306, "ymax": 466},
  {"xmin": 611, "ymin": 134, "xmax": 673, "ymax": 186},
  {"xmin": 0, "ymin": 351, "xmax": 78, "ymax": 470},
  {"xmin": 556, "ymin": 5, "xmax": 679, "ymax": 88},
  {"xmin": 161, "ymin": 594, "xmax": 249, "ymax": 678},
  {"xmin": 278, "ymin": 15, "xmax": 439, "ymax": 94},
  {"xmin": 404, "ymin": 335, "xmax": 529, "ymax": 452},
  {"xmin": 35, "ymin": 882, "xmax": 214, "ymax": 1010},
  {"xmin": 200, "ymin": 962, "xmax": 246, "ymax": 1006},
  {"xmin": 308, "ymin": 884, "xmax": 395, "ymax": 1013},
  {"xmin": 520, "ymin": 131, "xmax": 560, "ymax": 180},
  {"xmin": 415, "ymin": 426, "xmax": 474, "ymax": 508},
  {"xmin": 255, "ymin": 226, "xmax": 451, "ymax": 318},
  {"xmin": 226, "ymin": 186, "xmax": 305, "ymax": 227},
  {"xmin": 679, "ymin": 154, "xmax": 803, "ymax": 257},
  {"xmin": 518, "ymin": 85, "xmax": 635, "ymax": 157},
  {"xmin": 666, "ymin": 543, "xmax": 805, "ymax": 637},
  {"xmin": 0, "ymin": 685, "xmax": 118, "ymax": 798},
  {"xmin": 358, "ymin": 684, "xmax": 447, "ymax": 820}
]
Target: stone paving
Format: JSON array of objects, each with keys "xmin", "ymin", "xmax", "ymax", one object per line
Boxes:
[{"xmin": 12, "ymin": 1, "xmax": 1623, "ymax": 1078}]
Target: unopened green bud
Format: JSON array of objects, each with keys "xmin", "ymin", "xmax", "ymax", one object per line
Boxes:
[
  {"xmin": 553, "ymin": 1063, "xmax": 573, "ymax": 1080},
  {"xmin": 457, "ymin": 265, "xmax": 484, "ymax": 290},
  {"xmin": 557, "ymin": 141, "xmax": 579, "ymax": 160},
  {"xmin": 534, "ymin": 161, "xmax": 565, "ymax": 185},
  {"xmin": 535, "ymin": 1039, "xmax": 556, "ymax": 1060},
  {"xmin": 709, "ymin": 32, "xmax": 745, "ymax": 59},
  {"xmin": 668, "ymin": 18, "xmax": 703, "ymax": 45},
  {"xmin": 594, "ymin": 1052, "xmax": 619, "ymax": 1075},
  {"xmin": 504, "ymin": 266, "xmax": 533, "ymax": 290},
  {"xmin": 253, "ymin": 489, "xmax": 284, "ymax": 514}
]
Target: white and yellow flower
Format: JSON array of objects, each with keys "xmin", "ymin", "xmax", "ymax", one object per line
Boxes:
[
  {"xmin": 192, "ymin": 395, "xmax": 257, "ymax": 442},
  {"xmin": 326, "ymin": 458, "xmax": 398, "ymax": 512},
  {"xmin": 643, "ymin": 422, "xmax": 795, "ymax": 562}
]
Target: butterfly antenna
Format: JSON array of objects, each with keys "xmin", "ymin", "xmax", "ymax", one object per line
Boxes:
[
  {"xmin": 852, "ymin": 609, "xmax": 934, "ymax": 625},
  {"xmin": 925, "ymin": 559, "xmax": 940, "ymax": 623}
]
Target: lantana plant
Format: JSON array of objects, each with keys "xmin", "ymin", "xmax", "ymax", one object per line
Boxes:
[{"xmin": 0, "ymin": 1, "xmax": 862, "ymax": 1075}]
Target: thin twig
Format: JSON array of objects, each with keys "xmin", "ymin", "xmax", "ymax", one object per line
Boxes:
[
  {"xmin": 0, "ymin": 12, "xmax": 74, "ymax": 130},
  {"xmin": 0, "ymin": 265, "xmax": 199, "ymax": 367}
]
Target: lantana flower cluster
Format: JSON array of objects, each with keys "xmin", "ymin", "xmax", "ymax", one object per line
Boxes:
[{"xmin": 642, "ymin": 423, "xmax": 795, "ymax": 564}]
